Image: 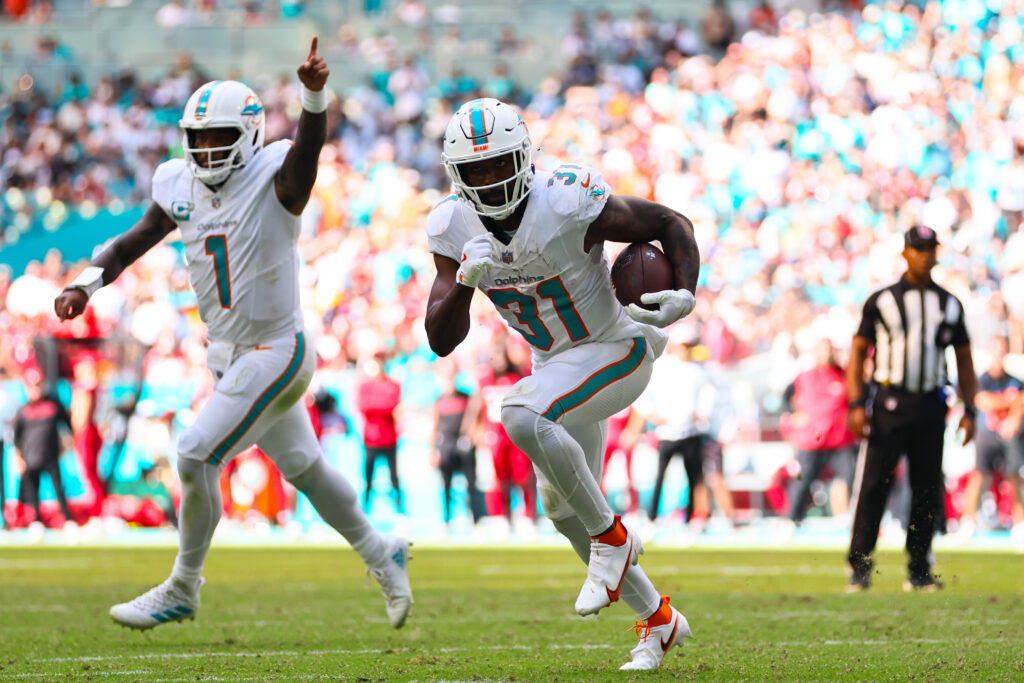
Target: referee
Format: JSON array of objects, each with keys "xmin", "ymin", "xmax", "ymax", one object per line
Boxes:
[{"xmin": 845, "ymin": 225, "xmax": 978, "ymax": 592}]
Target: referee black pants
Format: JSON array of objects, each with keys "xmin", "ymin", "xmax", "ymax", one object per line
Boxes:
[
  {"xmin": 648, "ymin": 435, "xmax": 704, "ymax": 522},
  {"xmin": 848, "ymin": 389, "xmax": 946, "ymax": 579}
]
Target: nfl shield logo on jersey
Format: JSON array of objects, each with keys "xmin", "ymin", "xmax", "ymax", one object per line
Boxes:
[
  {"xmin": 502, "ymin": 250, "xmax": 513, "ymax": 264},
  {"xmin": 211, "ymin": 197, "xmax": 221, "ymax": 209}
]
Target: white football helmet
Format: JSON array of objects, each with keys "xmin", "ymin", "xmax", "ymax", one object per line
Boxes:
[
  {"xmin": 442, "ymin": 98, "xmax": 533, "ymax": 220},
  {"xmin": 179, "ymin": 80, "xmax": 265, "ymax": 186}
]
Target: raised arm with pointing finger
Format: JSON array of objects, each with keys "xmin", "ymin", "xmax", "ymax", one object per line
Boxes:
[
  {"xmin": 52, "ymin": 41, "xmax": 413, "ymax": 635},
  {"xmin": 55, "ymin": 37, "xmax": 331, "ymax": 321}
]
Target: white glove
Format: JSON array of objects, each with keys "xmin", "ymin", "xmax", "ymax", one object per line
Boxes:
[
  {"xmin": 456, "ymin": 234, "xmax": 496, "ymax": 288},
  {"xmin": 625, "ymin": 289, "xmax": 696, "ymax": 328}
]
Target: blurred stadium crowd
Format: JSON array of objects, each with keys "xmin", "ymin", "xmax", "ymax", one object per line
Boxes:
[{"xmin": 1, "ymin": 0, "xmax": 1023, "ymax": 544}]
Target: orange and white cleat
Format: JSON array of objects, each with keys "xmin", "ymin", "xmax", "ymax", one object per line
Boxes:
[
  {"xmin": 574, "ymin": 515, "xmax": 643, "ymax": 616},
  {"xmin": 620, "ymin": 596, "xmax": 692, "ymax": 671}
]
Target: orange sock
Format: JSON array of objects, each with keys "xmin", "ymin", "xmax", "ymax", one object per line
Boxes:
[
  {"xmin": 645, "ymin": 596, "xmax": 673, "ymax": 626},
  {"xmin": 592, "ymin": 514, "xmax": 627, "ymax": 546}
]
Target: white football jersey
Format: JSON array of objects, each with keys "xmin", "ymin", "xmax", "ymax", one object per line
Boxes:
[
  {"xmin": 152, "ymin": 140, "xmax": 302, "ymax": 345},
  {"xmin": 427, "ymin": 164, "xmax": 666, "ymax": 364}
]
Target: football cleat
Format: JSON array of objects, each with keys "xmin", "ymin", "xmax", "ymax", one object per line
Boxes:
[
  {"xmin": 109, "ymin": 577, "xmax": 203, "ymax": 630},
  {"xmin": 845, "ymin": 572, "xmax": 871, "ymax": 593},
  {"xmin": 620, "ymin": 596, "xmax": 692, "ymax": 671},
  {"xmin": 368, "ymin": 536, "xmax": 413, "ymax": 628},
  {"xmin": 903, "ymin": 573, "xmax": 943, "ymax": 592},
  {"xmin": 574, "ymin": 515, "xmax": 643, "ymax": 616}
]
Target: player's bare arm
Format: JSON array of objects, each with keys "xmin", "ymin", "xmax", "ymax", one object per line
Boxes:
[
  {"xmin": 425, "ymin": 254, "xmax": 477, "ymax": 357},
  {"xmin": 275, "ymin": 36, "xmax": 329, "ymax": 215},
  {"xmin": 585, "ymin": 195, "xmax": 700, "ymax": 294},
  {"xmin": 54, "ymin": 203, "xmax": 177, "ymax": 321}
]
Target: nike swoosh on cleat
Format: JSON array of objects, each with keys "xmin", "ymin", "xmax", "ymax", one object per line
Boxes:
[
  {"xmin": 605, "ymin": 540, "xmax": 634, "ymax": 604},
  {"xmin": 660, "ymin": 620, "xmax": 679, "ymax": 652}
]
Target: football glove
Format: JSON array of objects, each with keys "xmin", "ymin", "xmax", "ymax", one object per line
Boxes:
[
  {"xmin": 625, "ymin": 289, "xmax": 696, "ymax": 328},
  {"xmin": 456, "ymin": 234, "xmax": 496, "ymax": 288}
]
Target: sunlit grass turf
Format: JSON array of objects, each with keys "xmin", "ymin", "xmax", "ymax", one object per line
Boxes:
[{"xmin": 0, "ymin": 546, "xmax": 1021, "ymax": 681}]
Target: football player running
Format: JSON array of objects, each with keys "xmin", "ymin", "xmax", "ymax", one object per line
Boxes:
[
  {"xmin": 54, "ymin": 38, "xmax": 412, "ymax": 631},
  {"xmin": 424, "ymin": 98, "xmax": 699, "ymax": 670}
]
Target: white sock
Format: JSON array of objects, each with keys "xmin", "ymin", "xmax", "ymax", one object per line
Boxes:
[
  {"xmin": 171, "ymin": 457, "xmax": 221, "ymax": 590},
  {"xmin": 289, "ymin": 456, "xmax": 388, "ymax": 567},
  {"xmin": 501, "ymin": 405, "xmax": 614, "ymax": 535},
  {"xmin": 551, "ymin": 515, "xmax": 661, "ymax": 619}
]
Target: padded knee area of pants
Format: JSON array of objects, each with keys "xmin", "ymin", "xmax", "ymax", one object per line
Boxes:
[
  {"xmin": 500, "ymin": 404, "xmax": 542, "ymax": 451},
  {"xmin": 271, "ymin": 446, "xmax": 319, "ymax": 481},
  {"xmin": 286, "ymin": 455, "xmax": 321, "ymax": 491},
  {"xmin": 177, "ymin": 454, "xmax": 213, "ymax": 485},
  {"xmin": 500, "ymin": 403, "xmax": 612, "ymax": 534},
  {"xmin": 538, "ymin": 482, "xmax": 572, "ymax": 521}
]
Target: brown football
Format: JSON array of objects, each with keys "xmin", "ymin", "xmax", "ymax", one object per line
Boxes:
[{"xmin": 610, "ymin": 243, "xmax": 674, "ymax": 311}]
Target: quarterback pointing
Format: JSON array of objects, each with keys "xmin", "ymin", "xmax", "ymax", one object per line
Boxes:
[
  {"xmin": 425, "ymin": 98, "xmax": 699, "ymax": 670},
  {"xmin": 54, "ymin": 39, "xmax": 412, "ymax": 630}
]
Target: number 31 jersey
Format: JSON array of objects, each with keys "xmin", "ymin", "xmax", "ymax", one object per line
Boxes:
[
  {"xmin": 427, "ymin": 164, "xmax": 666, "ymax": 364},
  {"xmin": 152, "ymin": 140, "xmax": 302, "ymax": 345}
]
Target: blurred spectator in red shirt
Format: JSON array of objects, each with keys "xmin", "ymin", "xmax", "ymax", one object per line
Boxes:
[
  {"xmin": 221, "ymin": 447, "xmax": 290, "ymax": 526},
  {"xmin": 356, "ymin": 352, "xmax": 403, "ymax": 512},
  {"xmin": 477, "ymin": 348, "xmax": 537, "ymax": 524},
  {"xmin": 2, "ymin": 0, "xmax": 29, "ymax": 20},
  {"xmin": 601, "ymin": 406, "xmax": 639, "ymax": 515},
  {"xmin": 780, "ymin": 338, "xmax": 857, "ymax": 524},
  {"xmin": 70, "ymin": 358, "xmax": 105, "ymax": 519}
]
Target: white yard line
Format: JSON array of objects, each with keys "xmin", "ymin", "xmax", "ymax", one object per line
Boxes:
[
  {"xmin": 33, "ymin": 636, "xmax": 1023, "ymax": 667},
  {"xmin": 9, "ymin": 672, "xmax": 153, "ymax": 679},
  {"xmin": 37, "ymin": 643, "xmax": 618, "ymax": 664}
]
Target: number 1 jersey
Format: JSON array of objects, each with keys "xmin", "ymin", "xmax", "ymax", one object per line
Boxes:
[{"xmin": 152, "ymin": 140, "xmax": 302, "ymax": 345}]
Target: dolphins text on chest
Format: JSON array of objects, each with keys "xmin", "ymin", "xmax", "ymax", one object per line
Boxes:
[
  {"xmin": 197, "ymin": 219, "xmax": 240, "ymax": 232},
  {"xmin": 491, "ymin": 274, "xmax": 546, "ymax": 286}
]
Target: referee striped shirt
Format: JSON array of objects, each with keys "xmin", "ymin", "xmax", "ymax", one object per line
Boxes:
[{"xmin": 855, "ymin": 277, "xmax": 970, "ymax": 394}]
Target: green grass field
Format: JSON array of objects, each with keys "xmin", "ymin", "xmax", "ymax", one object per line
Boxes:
[{"xmin": 0, "ymin": 546, "xmax": 1021, "ymax": 681}]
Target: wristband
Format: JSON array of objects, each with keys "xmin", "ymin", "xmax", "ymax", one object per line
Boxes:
[
  {"xmin": 962, "ymin": 404, "xmax": 977, "ymax": 419},
  {"xmin": 301, "ymin": 85, "xmax": 327, "ymax": 114},
  {"xmin": 68, "ymin": 266, "xmax": 105, "ymax": 299},
  {"xmin": 849, "ymin": 398, "xmax": 866, "ymax": 409}
]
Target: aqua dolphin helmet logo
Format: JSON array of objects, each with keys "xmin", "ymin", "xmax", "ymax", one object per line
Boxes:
[{"xmin": 240, "ymin": 95, "xmax": 264, "ymax": 124}]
